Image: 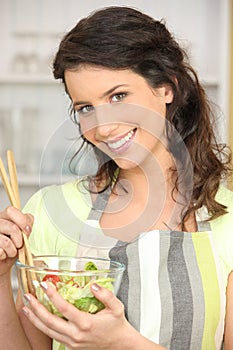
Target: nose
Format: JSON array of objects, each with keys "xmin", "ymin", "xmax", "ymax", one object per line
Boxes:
[
  {"xmin": 94, "ymin": 104, "xmax": 119, "ymax": 140},
  {"xmin": 95, "ymin": 123, "xmax": 118, "ymax": 141}
]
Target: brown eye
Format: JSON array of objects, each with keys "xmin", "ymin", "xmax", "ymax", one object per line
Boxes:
[
  {"xmin": 111, "ymin": 92, "xmax": 127, "ymax": 102},
  {"xmin": 77, "ymin": 105, "xmax": 94, "ymax": 116}
]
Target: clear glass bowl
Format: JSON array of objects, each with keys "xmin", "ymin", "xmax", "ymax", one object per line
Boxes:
[{"xmin": 15, "ymin": 256, "xmax": 125, "ymax": 317}]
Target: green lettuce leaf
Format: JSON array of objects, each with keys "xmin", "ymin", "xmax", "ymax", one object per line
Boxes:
[{"xmin": 74, "ymin": 297, "xmax": 105, "ymax": 313}]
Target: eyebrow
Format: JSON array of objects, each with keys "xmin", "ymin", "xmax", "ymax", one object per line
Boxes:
[{"xmin": 73, "ymin": 84, "xmax": 128, "ymax": 107}]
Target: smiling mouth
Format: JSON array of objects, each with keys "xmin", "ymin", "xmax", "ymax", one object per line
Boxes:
[{"xmin": 106, "ymin": 128, "xmax": 136, "ymax": 152}]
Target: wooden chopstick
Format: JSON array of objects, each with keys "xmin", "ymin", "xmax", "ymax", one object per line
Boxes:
[
  {"xmin": 0, "ymin": 158, "xmax": 17, "ymax": 207},
  {"xmin": 0, "ymin": 150, "xmax": 36, "ymax": 293},
  {"xmin": 0, "ymin": 153, "xmax": 24, "ymax": 261},
  {"xmin": 7, "ymin": 150, "xmax": 20, "ymax": 209},
  {"xmin": 6, "ymin": 151, "xmax": 34, "ymax": 267}
]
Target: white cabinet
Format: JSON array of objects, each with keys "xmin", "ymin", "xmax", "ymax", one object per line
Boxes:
[{"xmin": 0, "ymin": 75, "xmax": 74, "ymax": 209}]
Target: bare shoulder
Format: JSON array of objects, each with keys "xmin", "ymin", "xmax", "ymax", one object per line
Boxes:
[{"xmin": 224, "ymin": 271, "xmax": 233, "ymax": 349}]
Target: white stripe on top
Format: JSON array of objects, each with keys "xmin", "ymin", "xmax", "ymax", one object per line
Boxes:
[{"xmin": 138, "ymin": 230, "xmax": 161, "ymax": 343}]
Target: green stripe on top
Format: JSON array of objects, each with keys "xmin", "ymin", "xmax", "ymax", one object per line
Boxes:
[
  {"xmin": 192, "ymin": 232, "xmax": 221, "ymax": 350},
  {"xmin": 183, "ymin": 232, "xmax": 205, "ymax": 350}
]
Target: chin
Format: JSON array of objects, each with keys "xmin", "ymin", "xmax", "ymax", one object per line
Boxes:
[{"xmin": 114, "ymin": 158, "xmax": 140, "ymax": 170}]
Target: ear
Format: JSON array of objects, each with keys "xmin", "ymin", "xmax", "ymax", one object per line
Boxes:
[{"xmin": 164, "ymin": 84, "xmax": 174, "ymax": 104}]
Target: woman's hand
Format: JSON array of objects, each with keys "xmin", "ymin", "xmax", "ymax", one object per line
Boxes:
[
  {"xmin": 22, "ymin": 282, "xmax": 134, "ymax": 350},
  {"xmin": 0, "ymin": 206, "xmax": 33, "ymax": 277}
]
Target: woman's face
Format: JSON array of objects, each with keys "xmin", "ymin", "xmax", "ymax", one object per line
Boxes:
[{"xmin": 65, "ymin": 65, "xmax": 173, "ymax": 170}]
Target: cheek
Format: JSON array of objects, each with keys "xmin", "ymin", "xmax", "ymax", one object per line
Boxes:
[
  {"xmin": 151, "ymin": 98, "xmax": 166, "ymax": 117},
  {"xmin": 82, "ymin": 128, "xmax": 95, "ymax": 142},
  {"xmin": 80, "ymin": 118, "xmax": 94, "ymax": 139}
]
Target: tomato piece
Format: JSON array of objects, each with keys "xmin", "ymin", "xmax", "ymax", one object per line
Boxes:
[{"xmin": 42, "ymin": 274, "xmax": 60, "ymax": 286}]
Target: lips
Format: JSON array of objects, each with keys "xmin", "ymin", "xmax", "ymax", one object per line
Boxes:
[{"xmin": 106, "ymin": 128, "xmax": 136, "ymax": 153}]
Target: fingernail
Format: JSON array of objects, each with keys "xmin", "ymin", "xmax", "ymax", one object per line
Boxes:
[
  {"xmin": 24, "ymin": 294, "xmax": 31, "ymax": 303},
  {"xmin": 40, "ymin": 281, "xmax": 48, "ymax": 290},
  {"xmin": 91, "ymin": 283, "xmax": 100, "ymax": 292},
  {"xmin": 22, "ymin": 307, "xmax": 29, "ymax": 316},
  {"xmin": 25, "ymin": 225, "xmax": 31, "ymax": 234}
]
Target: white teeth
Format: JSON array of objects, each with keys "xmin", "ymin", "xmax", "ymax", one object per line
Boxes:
[{"xmin": 107, "ymin": 130, "xmax": 135, "ymax": 149}]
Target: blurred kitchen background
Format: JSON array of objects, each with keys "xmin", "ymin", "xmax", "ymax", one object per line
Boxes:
[
  {"xmin": 0, "ymin": 0, "xmax": 233, "ymax": 298},
  {"xmin": 1, "ymin": 0, "xmax": 233, "ymax": 209}
]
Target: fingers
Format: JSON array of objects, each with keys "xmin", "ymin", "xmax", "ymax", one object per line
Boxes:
[
  {"xmin": 0, "ymin": 218, "xmax": 23, "ymax": 247},
  {"xmin": 22, "ymin": 283, "xmax": 126, "ymax": 349},
  {"xmin": 0, "ymin": 247, "xmax": 7, "ymax": 260},
  {"xmin": 0, "ymin": 206, "xmax": 34, "ymax": 260},
  {"xmin": 39, "ymin": 282, "xmax": 85, "ymax": 322},
  {"xmin": 0, "ymin": 234, "xmax": 18, "ymax": 258},
  {"xmin": 0, "ymin": 206, "xmax": 34, "ymax": 235},
  {"xmin": 22, "ymin": 300, "xmax": 69, "ymax": 345},
  {"xmin": 22, "ymin": 292, "xmax": 75, "ymax": 346},
  {"xmin": 38, "ymin": 281, "xmax": 124, "ymax": 320}
]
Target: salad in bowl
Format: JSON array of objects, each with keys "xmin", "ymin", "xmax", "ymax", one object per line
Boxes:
[{"xmin": 15, "ymin": 256, "xmax": 125, "ymax": 317}]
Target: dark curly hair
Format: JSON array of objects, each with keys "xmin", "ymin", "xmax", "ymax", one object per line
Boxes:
[{"xmin": 53, "ymin": 6, "xmax": 232, "ymax": 225}]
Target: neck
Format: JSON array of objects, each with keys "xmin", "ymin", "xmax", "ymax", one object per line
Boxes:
[
  {"xmin": 119, "ymin": 146, "xmax": 175, "ymax": 191},
  {"xmin": 116, "ymin": 149, "xmax": 191, "ymax": 231}
]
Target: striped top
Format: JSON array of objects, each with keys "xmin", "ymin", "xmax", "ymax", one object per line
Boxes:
[
  {"xmin": 109, "ymin": 229, "xmax": 224, "ymax": 350},
  {"xmin": 24, "ymin": 181, "xmax": 233, "ymax": 350}
]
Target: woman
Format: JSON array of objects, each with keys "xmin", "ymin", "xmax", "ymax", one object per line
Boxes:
[{"xmin": 0, "ymin": 6, "xmax": 233, "ymax": 350}]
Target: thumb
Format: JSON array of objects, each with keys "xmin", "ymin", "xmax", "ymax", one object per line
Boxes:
[
  {"xmin": 90, "ymin": 283, "xmax": 124, "ymax": 314},
  {"xmin": 23, "ymin": 213, "xmax": 34, "ymax": 236}
]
